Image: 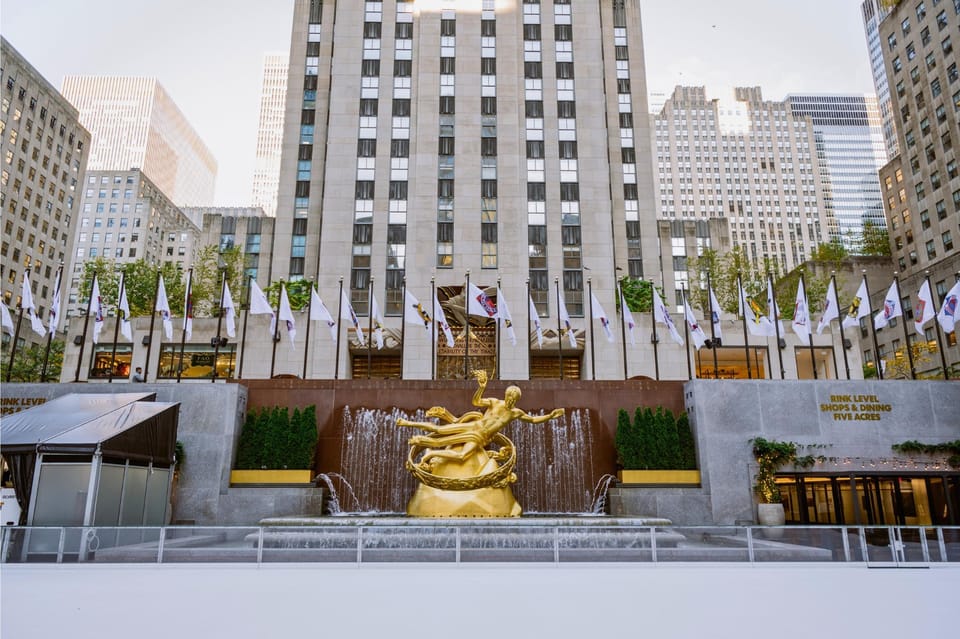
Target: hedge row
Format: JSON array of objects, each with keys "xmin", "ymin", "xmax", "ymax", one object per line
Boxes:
[
  {"xmin": 234, "ymin": 405, "xmax": 318, "ymax": 470},
  {"xmin": 615, "ymin": 407, "xmax": 696, "ymax": 470}
]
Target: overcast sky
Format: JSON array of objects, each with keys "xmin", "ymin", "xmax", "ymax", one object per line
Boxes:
[{"xmin": 1, "ymin": 0, "xmax": 876, "ymax": 206}]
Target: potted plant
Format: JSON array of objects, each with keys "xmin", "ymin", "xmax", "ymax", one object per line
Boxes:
[
  {"xmin": 750, "ymin": 437, "xmax": 804, "ymax": 527},
  {"xmin": 231, "ymin": 405, "xmax": 319, "ymax": 485}
]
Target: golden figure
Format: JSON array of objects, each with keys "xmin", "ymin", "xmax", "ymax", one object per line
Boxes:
[{"xmin": 397, "ymin": 370, "xmax": 564, "ymax": 517}]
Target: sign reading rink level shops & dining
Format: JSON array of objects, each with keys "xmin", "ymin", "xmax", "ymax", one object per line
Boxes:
[{"xmin": 819, "ymin": 394, "xmax": 893, "ymax": 422}]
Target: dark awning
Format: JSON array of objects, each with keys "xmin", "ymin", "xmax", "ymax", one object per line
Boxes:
[{"xmin": 0, "ymin": 393, "xmax": 179, "ymax": 464}]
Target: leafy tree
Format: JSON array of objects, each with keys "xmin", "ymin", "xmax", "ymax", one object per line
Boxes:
[
  {"xmin": 811, "ymin": 239, "xmax": 848, "ymax": 263},
  {"xmin": 852, "ymin": 221, "xmax": 892, "ymax": 257},
  {"xmin": 79, "ymin": 258, "xmax": 185, "ymax": 316},
  {"xmin": 614, "ymin": 408, "xmax": 639, "ymax": 469},
  {"xmin": 635, "ymin": 407, "xmax": 657, "ymax": 470},
  {"xmin": 264, "ymin": 279, "xmax": 313, "ymax": 311},
  {"xmin": 79, "ymin": 256, "xmax": 120, "ymax": 309},
  {"xmin": 884, "ymin": 340, "xmax": 943, "ymax": 380},
  {"xmin": 687, "ymin": 246, "xmax": 768, "ymax": 314},
  {"xmin": 618, "ymin": 277, "xmax": 663, "ymax": 313},
  {"xmin": 189, "ymin": 245, "xmax": 246, "ymax": 317},
  {"xmin": 0, "ymin": 340, "xmax": 64, "ymax": 382}
]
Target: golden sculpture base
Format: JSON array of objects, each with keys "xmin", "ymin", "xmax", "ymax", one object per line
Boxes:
[{"xmin": 406, "ymin": 450, "xmax": 522, "ymax": 518}]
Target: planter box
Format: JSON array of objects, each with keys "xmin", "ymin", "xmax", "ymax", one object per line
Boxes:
[
  {"xmin": 617, "ymin": 470, "xmax": 701, "ymax": 486},
  {"xmin": 230, "ymin": 470, "xmax": 314, "ymax": 486}
]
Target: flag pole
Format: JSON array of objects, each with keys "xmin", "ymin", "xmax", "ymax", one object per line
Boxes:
[
  {"xmin": 177, "ymin": 268, "xmax": 193, "ymax": 383},
  {"xmin": 74, "ymin": 270, "xmax": 96, "ymax": 382},
  {"xmin": 705, "ymin": 271, "xmax": 719, "ymax": 379},
  {"xmin": 800, "ymin": 272, "xmax": 817, "ymax": 379},
  {"xmin": 682, "ymin": 284, "xmax": 692, "ymax": 381},
  {"xmin": 649, "ymin": 278, "xmax": 660, "ymax": 381},
  {"xmin": 431, "ymin": 276, "xmax": 436, "ymax": 381},
  {"xmin": 108, "ymin": 272, "xmax": 127, "ymax": 384},
  {"xmin": 832, "ymin": 271, "xmax": 850, "ymax": 380},
  {"xmin": 464, "ymin": 270, "xmax": 471, "ymax": 379},
  {"xmin": 367, "ymin": 276, "xmax": 374, "ymax": 379},
  {"xmin": 495, "ymin": 276, "xmax": 502, "ymax": 380},
  {"xmin": 587, "ymin": 277, "xmax": 596, "ymax": 380},
  {"xmin": 924, "ymin": 270, "xmax": 950, "ymax": 379},
  {"xmin": 892, "ymin": 272, "xmax": 915, "ymax": 379},
  {"xmin": 335, "ymin": 277, "xmax": 344, "ymax": 380},
  {"xmin": 5, "ymin": 270, "xmax": 27, "ymax": 383},
  {"xmin": 41, "ymin": 262, "xmax": 64, "ymax": 382},
  {"xmin": 302, "ymin": 280, "xmax": 313, "ymax": 380},
  {"xmin": 862, "ymin": 271, "xmax": 883, "ymax": 380},
  {"xmin": 270, "ymin": 280, "xmax": 282, "ymax": 379},
  {"xmin": 526, "ymin": 277, "xmax": 532, "ymax": 380},
  {"xmin": 768, "ymin": 272, "xmax": 785, "ymax": 379},
  {"xmin": 212, "ymin": 268, "xmax": 226, "ymax": 382},
  {"xmin": 738, "ymin": 272, "xmax": 752, "ymax": 379},
  {"xmin": 400, "ymin": 275, "xmax": 407, "ymax": 380},
  {"xmin": 142, "ymin": 270, "xmax": 161, "ymax": 383},
  {"xmin": 555, "ymin": 277, "xmax": 563, "ymax": 380},
  {"xmin": 237, "ymin": 275, "xmax": 252, "ymax": 379},
  {"xmin": 616, "ymin": 277, "xmax": 628, "ymax": 380}
]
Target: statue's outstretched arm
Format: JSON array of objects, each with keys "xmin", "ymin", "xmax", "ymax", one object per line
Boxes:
[
  {"xmin": 397, "ymin": 418, "xmax": 440, "ymax": 433},
  {"xmin": 517, "ymin": 408, "xmax": 565, "ymax": 424},
  {"xmin": 471, "ymin": 369, "xmax": 489, "ymax": 407}
]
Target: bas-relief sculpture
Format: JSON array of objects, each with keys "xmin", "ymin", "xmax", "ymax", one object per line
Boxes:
[{"xmin": 397, "ymin": 370, "xmax": 565, "ymax": 517}]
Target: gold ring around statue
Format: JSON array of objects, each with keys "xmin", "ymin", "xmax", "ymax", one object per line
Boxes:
[{"xmin": 407, "ymin": 433, "xmax": 517, "ymax": 491}]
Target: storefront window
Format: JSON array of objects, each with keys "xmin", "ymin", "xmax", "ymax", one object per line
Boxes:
[
  {"xmin": 89, "ymin": 344, "xmax": 133, "ymax": 379},
  {"xmin": 794, "ymin": 346, "xmax": 836, "ymax": 379},
  {"xmin": 695, "ymin": 346, "xmax": 768, "ymax": 379},
  {"xmin": 157, "ymin": 344, "xmax": 236, "ymax": 379}
]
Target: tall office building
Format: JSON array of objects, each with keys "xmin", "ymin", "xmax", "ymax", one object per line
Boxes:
[
  {"xmin": 1, "ymin": 37, "xmax": 91, "ymax": 348},
  {"xmin": 872, "ymin": 0, "xmax": 959, "ymax": 377},
  {"xmin": 653, "ymin": 85, "xmax": 830, "ymax": 272},
  {"xmin": 251, "ymin": 55, "xmax": 289, "ymax": 218},
  {"xmin": 68, "ymin": 169, "xmax": 200, "ymax": 317},
  {"xmin": 272, "ymin": 0, "xmax": 660, "ymax": 379},
  {"xmin": 786, "ymin": 94, "xmax": 888, "ymax": 248},
  {"xmin": 861, "ymin": 0, "xmax": 900, "ymax": 158},
  {"xmin": 61, "ymin": 77, "xmax": 217, "ymax": 206}
]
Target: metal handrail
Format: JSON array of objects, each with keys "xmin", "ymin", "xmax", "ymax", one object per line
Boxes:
[{"xmin": 2, "ymin": 524, "xmax": 958, "ymax": 566}]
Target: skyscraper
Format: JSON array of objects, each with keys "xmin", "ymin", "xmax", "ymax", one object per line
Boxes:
[
  {"xmin": 653, "ymin": 85, "xmax": 830, "ymax": 272},
  {"xmin": 786, "ymin": 94, "xmax": 888, "ymax": 248},
  {"xmin": 251, "ymin": 55, "xmax": 289, "ymax": 218},
  {"xmin": 861, "ymin": 0, "xmax": 900, "ymax": 159},
  {"xmin": 272, "ymin": 0, "xmax": 660, "ymax": 380},
  {"xmin": 1, "ymin": 37, "xmax": 91, "ymax": 348},
  {"xmin": 61, "ymin": 76, "xmax": 217, "ymax": 206}
]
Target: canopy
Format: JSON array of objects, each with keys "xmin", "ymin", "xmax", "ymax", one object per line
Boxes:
[{"xmin": 1, "ymin": 393, "xmax": 179, "ymax": 464}]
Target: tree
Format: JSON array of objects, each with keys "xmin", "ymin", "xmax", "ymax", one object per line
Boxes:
[
  {"xmin": 264, "ymin": 279, "xmax": 312, "ymax": 311},
  {"xmin": 0, "ymin": 340, "xmax": 64, "ymax": 382},
  {"xmin": 884, "ymin": 340, "xmax": 942, "ymax": 379},
  {"xmin": 687, "ymin": 246, "xmax": 768, "ymax": 314},
  {"xmin": 79, "ymin": 257, "xmax": 120, "ymax": 309},
  {"xmin": 852, "ymin": 221, "xmax": 891, "ymax": 256},
  {"xmin": 79, "ymin": 258, "xmax": 186, "ymax": 316},
  {"xmin": 811, "ymin": 239, "xmax": 848, "ymax": 263},
  {"xmin": 617, "ymin": 277, "xmax": 660, "ymax": 313},
  {"xmin": 189, "ymin": 245, "xmax": 246, "ymax": 317}
]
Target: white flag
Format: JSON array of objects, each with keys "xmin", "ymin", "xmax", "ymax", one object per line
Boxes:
[
  {"xmin": 557, "ymin": 292, "xmax": 577, "ymax": 348},
  {"xmin": 620, "ymin": 288, "xmax": 636, "ymax": 347},
  {"xmin": 249, "ymin": 279, "xmax": 276, "ymax": 337},
  {"xmin": 653, "ymin": 287, "xmax": 684, "ymax": 345},
  {"xmin": 370, "ymin": 293, "xmax": 384, "ymax": 350},
  {"xmin": 529, "ymin": 295, "xmax": 543, "ymax": 348},
  {"xmin": 91, "ymin": 274, "xmax": 105, "ymax": 344},
  {"xmin": 21, "ymin": 272, "xmax": 45, "ymax": 338},
  {"xmin": 404, "ymin": 289, "xmax": 432, "ymax": 332},
  {"xmin": 310, "ymin": 286, "xmax": 337, "ymax": 341},
  {"xmin": 117, "ymin": 273, "xmax": 132, "ymax": 341},
  {"xmin": 914, "ymin": 280, "xmax": 936, "ymax": 337},
  {"xmin": 434, "ymin": 293, "xmax": 454, "ymax": 348},
  {"xmin": 340, "ymin": 287, "xmax": 365, "ymax": 344},
  {"xmin": 739, "ymin": 282, "xmax": 774, "ymax": 338},
  {"xmin": 841, "ymin": 279, "xmax": 871, "ymax": 329},
  {"xmin": 278, "ymin": 283, "xmax": 296, "ymax": 345},
  {"xmin": 709, "ymin": 287, "xmax": 723, "ymax": 342},
  {"xmin": 222, "ymin": 281, "xmax": 236, "ymax": 338},
  {"xmin": 816, "ymin": 279, "xmax": 839, "ymax": 335},
  {"xmin": 590, "ymin": 293, "xmax": 614, "ymax": 343},
  {"xmin": 497, "ymin": 287, "xmax": 517, "ymax": 346},
  {"xmin": 683, "ymin": 294, "xmax": 707, "ymax": 350},
  {"xmin": 873, "ymin": 281, "xmax": 902, "ymax": 330},
  {"xmin": 467, "ymin": 283, "xmax": 498, "ymax": 319},
  {"xmin": 155, "ymin": 275, "xmax": 174, "ymax": 340},
  {"xmin": 936, "ymin": 280, "xmax": 960, "ymax": 334},
  {"xmin": 1, "ymin": 302, "xmax": 13, "ymax": 335},
  {"xmin": 182, "ymin": 270, "xmax": 193, "ymax": 341},
  {"xmin": 48, "ymin": 269, "xmax": 62, "ymax": 336},
  {"xmin": 791, "ymin": 278, "xmax": 810, "ymax": 344},
  {"xmin": 766, "ymin": 280, "xmax": 785, "ymax": 337}
]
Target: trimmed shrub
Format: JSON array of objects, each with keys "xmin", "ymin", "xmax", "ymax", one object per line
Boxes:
[{"xmin": 234, "ymin": 405, "xmax": 318, "ymax": 470}]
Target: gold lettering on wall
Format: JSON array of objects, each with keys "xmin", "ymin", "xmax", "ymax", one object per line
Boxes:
[
  {"xmin": 818, "ymin": 394, "xmax": 892, "ymax": 422},
  {"xmin": 0, "ymin": 397, "xmax": 47, "ymax": 416}
]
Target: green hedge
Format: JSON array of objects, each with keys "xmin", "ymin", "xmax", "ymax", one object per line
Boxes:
[
  {"xmin": 615, "ymin": 407, "xmax": 696, "ymax": 470},
  {"xmin": 235, "ymin": 405, "xmax": 318, "ymax": 470}
]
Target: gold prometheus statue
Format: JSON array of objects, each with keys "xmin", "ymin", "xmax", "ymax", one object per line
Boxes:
[{"xmin": 397, "ymin": 369, "xmax": 564, "ymax": 517}]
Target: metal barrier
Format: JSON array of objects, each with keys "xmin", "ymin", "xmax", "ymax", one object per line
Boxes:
[{"xmin": 2, "ymin": 524, "xmax": 958, "ymax": 566}]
